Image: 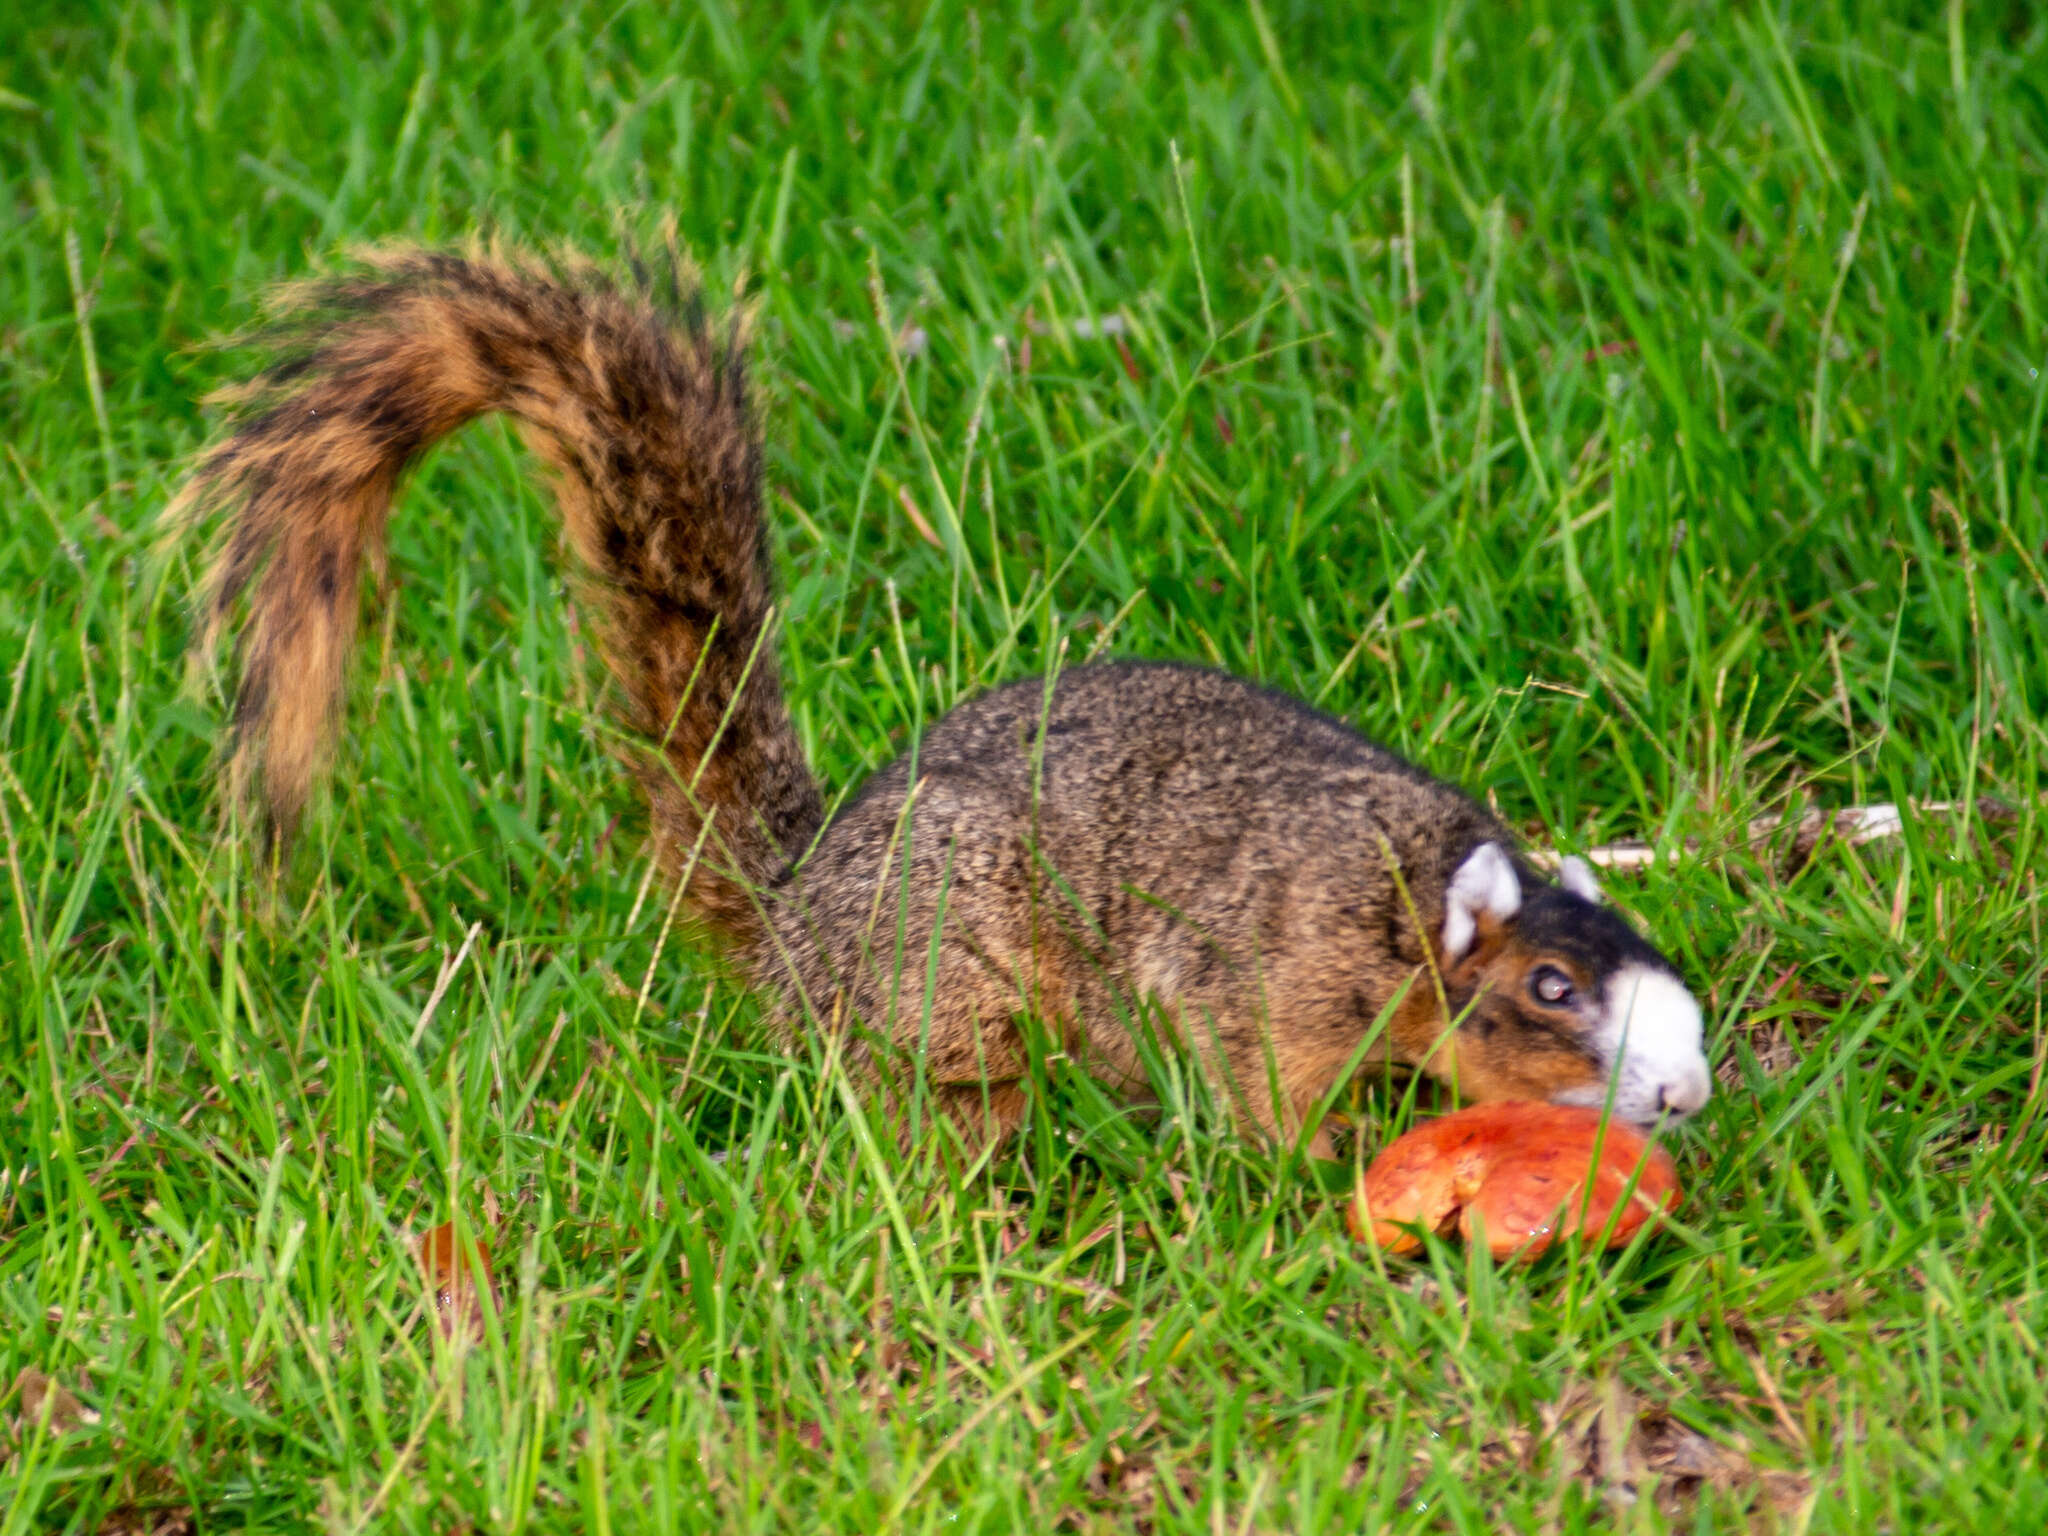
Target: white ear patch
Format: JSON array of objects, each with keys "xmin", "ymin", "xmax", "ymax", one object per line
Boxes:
[
  {"xmin": 1442, "ymin": 842, "xmax": 1521, "ymax": 959},
  {"xmin": 1557, "ymin": 855, "xmax": 1604, "ymax": 904}
]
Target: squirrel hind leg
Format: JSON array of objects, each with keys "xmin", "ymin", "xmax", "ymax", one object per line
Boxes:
[{"xmin": 930, "ymin": 1081, "xmax": 1030, "ymax": 1162}]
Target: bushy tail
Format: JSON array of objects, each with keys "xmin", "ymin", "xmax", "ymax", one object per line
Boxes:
[{"xmin": 170, "ymin": 247, "xmax": 823, "ymax": 940}]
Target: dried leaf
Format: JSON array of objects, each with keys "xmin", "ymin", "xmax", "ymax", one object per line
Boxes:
[
  {"xmin": 93, "ymin": 1505, "xmax": 197, "ymax": 1536},
  {"xmin": 1543, "ymin": 1375, "xmax": 1814, "ymax": 1515},
  {"xmin": 416, "ymin": 1219, "xmax": 496, "ymax": 1341},
  {"xmin": 7, "ymin": 1372, "xmax": 195, "ymax": 1532},
  {"xmin": 11, "ymin": 1366, "xmax": 98, "ymax": 1441}
]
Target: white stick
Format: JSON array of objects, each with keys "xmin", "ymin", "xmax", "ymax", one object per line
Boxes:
[{"xmin": 1529, "ymin": 799, "xmax": 2002, "ymax": 873}]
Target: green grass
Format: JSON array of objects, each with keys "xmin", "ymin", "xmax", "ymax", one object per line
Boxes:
[{"xmin": 4, "ymin": 0, "xmax": 2047, "ymax": 1529}]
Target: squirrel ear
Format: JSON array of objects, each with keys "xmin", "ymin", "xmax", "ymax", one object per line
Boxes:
[
  {"xmin": 1557, "ymin": 855, "xmax": 1605, "ymax": 904},
  {"xmin": 1442, "ymin": 842, "xmax": 1522, "ymax": 959}
]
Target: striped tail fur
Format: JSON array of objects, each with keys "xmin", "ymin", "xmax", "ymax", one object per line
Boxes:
[{"xmin": 170, "ymin": 248, "xmax": 824, "ymax": 940}]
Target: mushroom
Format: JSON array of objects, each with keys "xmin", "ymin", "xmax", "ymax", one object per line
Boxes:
[{"xmin": 1347, "ymin": 1102, "xmax": 1681, "ymax": 1259}]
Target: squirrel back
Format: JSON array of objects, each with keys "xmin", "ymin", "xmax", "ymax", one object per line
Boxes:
[
  {"xmin": 765, "ymin": 659, "xmax": 1709, "ymax": 1141},
  {"xmin": 171, "ymin": 250, "xmax": 820, "ymax": 937}
]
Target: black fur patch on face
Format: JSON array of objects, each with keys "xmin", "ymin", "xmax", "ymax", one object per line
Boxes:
[{"xmin": 1509, "ymin": 884, "xmax": 1681, "ymax": 1007}]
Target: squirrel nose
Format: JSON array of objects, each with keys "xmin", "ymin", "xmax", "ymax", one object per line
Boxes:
[{"xmin": 1655, "ymin": 1071, "xmax": 1710, "ymax": 1118}]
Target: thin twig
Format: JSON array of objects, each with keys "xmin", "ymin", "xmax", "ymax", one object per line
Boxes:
[{"xmin": 1528, "ymin": 799, "xmax": 2020, "ymax": 873}]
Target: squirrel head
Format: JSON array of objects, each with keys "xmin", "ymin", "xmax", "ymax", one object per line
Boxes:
[{"xmin": 1415, "ymin": 842, "xmax": 1712, "ymax": 1127}]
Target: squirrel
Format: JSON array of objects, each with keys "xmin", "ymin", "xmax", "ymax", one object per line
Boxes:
[{"xmin": 171, "ymin": 248, "xmax": 1712, "ymax": 1156}]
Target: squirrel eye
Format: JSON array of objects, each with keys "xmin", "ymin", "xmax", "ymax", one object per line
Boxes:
[{"xmin": 1529, "ymin": 966, "xmax": 1575, "ymax": 1007}]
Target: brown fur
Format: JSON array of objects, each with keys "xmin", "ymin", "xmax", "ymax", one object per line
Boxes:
[
  {"xmin": 175, "ymin": 249, "xmax": 1692, "ymax": 1154},
  {"xmin": 758, "ymin": 662, "xmax": 1630, "ymax": 1152},
  {"xmin": 170, "ymin": 248, "xmax": 820, "ymax": 935}
]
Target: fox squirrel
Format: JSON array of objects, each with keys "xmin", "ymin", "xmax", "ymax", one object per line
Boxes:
[{"xmin": 172, "ymin": 249, "xmax": 1711, "ymax": 1154}]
